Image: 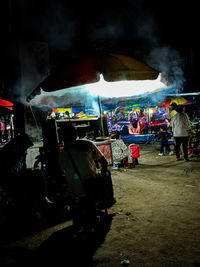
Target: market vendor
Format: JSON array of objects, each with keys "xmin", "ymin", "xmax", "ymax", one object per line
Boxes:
[{"xmin": 111, "ymin": 130, "xmax": 134, "ymax": 168}]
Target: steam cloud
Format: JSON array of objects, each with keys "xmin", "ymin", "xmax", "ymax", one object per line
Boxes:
[
  {"xmin": 147, "ymin": 46, "xmax": 185, "ymax": 92},
  {"xmin": 7, "ymin": 0, "xmax": 186, "ymax": 109}
]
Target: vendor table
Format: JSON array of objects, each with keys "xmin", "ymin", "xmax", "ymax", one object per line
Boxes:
[
  {"xmin": 27, "ymin": 138, "xmax": 115, "ymax": 168},
  {"xmin": 95, "ymin": 139, "xmax": 116, "ymax": 166}
]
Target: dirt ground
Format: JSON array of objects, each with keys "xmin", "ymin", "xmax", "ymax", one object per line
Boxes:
[{"xmin": 1, "ymin": 143, "xmax": 200, "ymax": 267}]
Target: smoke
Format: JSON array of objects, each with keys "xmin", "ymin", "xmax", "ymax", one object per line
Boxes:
[
  {"xmin": 147, "ymin": 46, "xmax": 185, "ymax": 92},
  {"xmin": 30, "ymin": 87, "xmax": 100, "ymax": 116},
  {"xmin": 2, "ymin": 41, "xmax": 50, "ymax": 110},
  {"xmin": 7, "ymin": 0, "xmax": 186, "ymax": 110},
  {"xmin": 126, "ymin": 2, "xmax": 186, "ymax": 93},
  {"xmin": 88, "ymin": 23, "xmax": 125, "ymax": 44}
]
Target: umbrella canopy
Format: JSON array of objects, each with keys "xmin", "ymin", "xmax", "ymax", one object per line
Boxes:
[
  {"xmin": 0, "ymin": 99, "xmax": 13, "ymax": 110},
  {"xmin": 171, "ymin": 97, "xmax": 193, "ymax": 106},
  {"xmin": 32, "ymin": 53, "xmax": 159, "ymax": 94},
  {"xmin": 158, "ymin": 97, "xmax": 193, "ymax": 107}
]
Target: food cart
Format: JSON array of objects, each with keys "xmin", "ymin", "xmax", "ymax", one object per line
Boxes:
[{"xmin": 44, "ymin": 105, "xmax": 115, "ymax": 166}]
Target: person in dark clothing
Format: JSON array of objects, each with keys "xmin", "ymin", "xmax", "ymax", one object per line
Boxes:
[
  {"xmin": 0, "ymin": 133, "xmax": 49, "ymax": 226},
  {"xmin": 157, "ymin": 126, "xmax": 173, "ymax": 156},
  {"xmin": 58, "ymin": 124, "xmax": 115, "ymax": 219}
]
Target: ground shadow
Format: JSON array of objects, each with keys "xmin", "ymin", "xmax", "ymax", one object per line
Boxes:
[
  {"xmin": 35, "ymin": 212, "xmax": 115, "ymax": 267},
  {"xmin": 0, "ymin": 212, "xmax": 115, "ymax": 267}
]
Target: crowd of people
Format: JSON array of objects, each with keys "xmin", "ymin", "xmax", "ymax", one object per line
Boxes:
[{"xmin": 110, "ymin": 103, "xmax": 193, "ymax": 164}]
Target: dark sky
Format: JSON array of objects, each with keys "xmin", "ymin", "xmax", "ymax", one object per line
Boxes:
[
  {"xmin": 7, "ymin": 1, "xmax": 198, "ymax": 54},
  {"xmin": 2, "ymin": 0, "xmax": 200, "ymax": 93}
]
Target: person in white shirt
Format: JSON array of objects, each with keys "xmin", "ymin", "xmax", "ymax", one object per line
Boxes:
[{"xmin": 172, "ymin": 105, "xmax": 191, "ymax": 161}]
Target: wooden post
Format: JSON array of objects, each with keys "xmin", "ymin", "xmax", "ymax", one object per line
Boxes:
[{"xmin": 98, "ymin": 95, "xmax": 105, "ymax": 136}]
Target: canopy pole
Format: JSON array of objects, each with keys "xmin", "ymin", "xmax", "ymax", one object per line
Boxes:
[
  {"xmin": 98, "ymin": 95, "xmax": 105, "ymax": 136},
  {"xmin": 147, "ymin": 101, "xmax": 150, "ymax": 133}
]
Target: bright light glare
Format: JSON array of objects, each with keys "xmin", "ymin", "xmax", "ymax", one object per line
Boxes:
[
  {"xmin": 148, "ymin": 108, "xmax": 154, "ymax": 115},
  {"xmin": 30, "ymin": 73, "xmax": 167, "ymax": 107},
  {"xmin": 87, "ymin": 73, "xmax": 166, "ymax": 98}
]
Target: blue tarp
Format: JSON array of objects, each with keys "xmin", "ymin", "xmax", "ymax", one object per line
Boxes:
[{"xmin": 121, "ymin": 134, "xmax": 155, "ymax": 142}]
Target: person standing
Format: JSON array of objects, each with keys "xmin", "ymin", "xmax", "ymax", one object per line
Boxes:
[
  {"xmin": 172, "ymin": 105, "xmax": 191, "ymax": 162},
  {"xmin": 157, "ymin": 126, "xmax": 173, "ymax": 156},
  {"xmin": 167, "ymin": 102, "xmax": 178, "ymax": 126}
]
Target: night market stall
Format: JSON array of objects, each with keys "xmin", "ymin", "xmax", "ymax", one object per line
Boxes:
[
  {"xmin": 28, "ymin": 53, "xmax": 164, "ymax": 164},
  {"xmin": 100, "ymin": 88, "xmax": 175, "ymax": 143},
  {"xmin": 100, "ymin": 90, "xmax": 200, "ymax": 146},
  {"xmin": 19, "ymin": 54, "xmax": 168, "ymax": 229}
]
